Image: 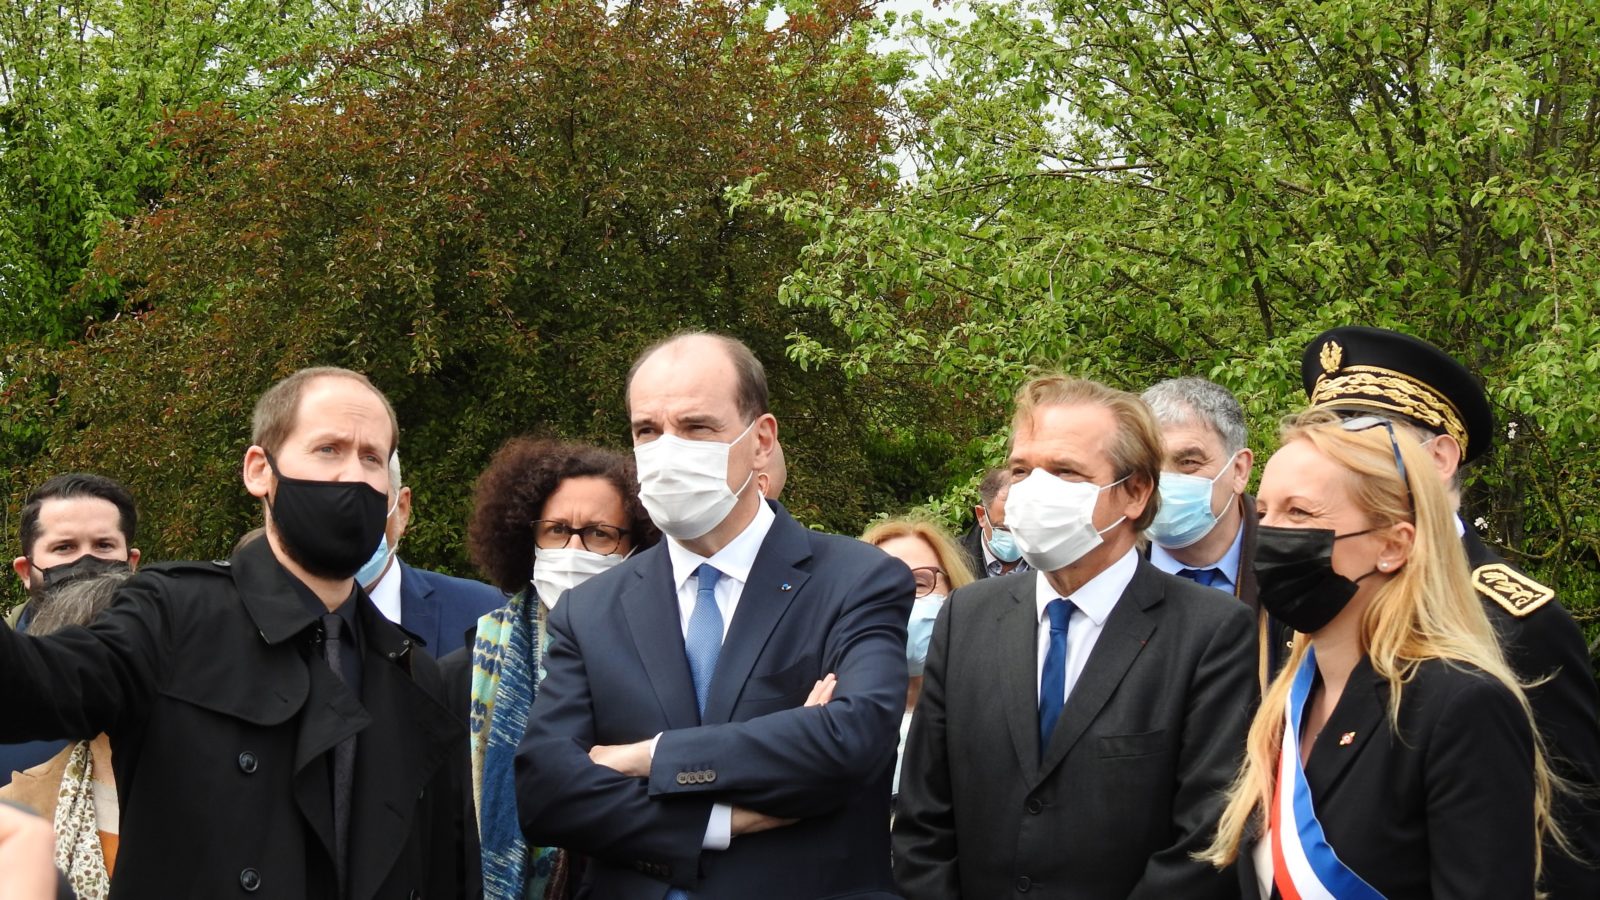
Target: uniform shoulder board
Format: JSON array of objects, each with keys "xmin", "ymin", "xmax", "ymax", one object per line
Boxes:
[{"xmin": 1472, "ymin": 563, "xmax": 1554, "ymax": 617}]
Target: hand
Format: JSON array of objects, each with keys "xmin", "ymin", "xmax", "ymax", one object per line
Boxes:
[
  {"xmin": 730, "ymin": 805, "xmax": 798, "ymax": 836},
  {"xmin": 804, "ymin": 673, "xmax": 837, "ymax": 707},
  {"xmin": 0, "ymin": 801, "xmax": 58, "ymax": 900},
  {"xmin": 588, "ymin": 739, "xmax": 653, "ymax": 778}
]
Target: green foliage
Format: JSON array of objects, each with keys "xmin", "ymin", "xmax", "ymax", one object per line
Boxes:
[
  {"xmin": 3, "ymin": 0, "xmax": 926, "ymax": 597},
  {"xmin": 758, "ymin": 0, "xmax": 1600, "ymax": 627}
]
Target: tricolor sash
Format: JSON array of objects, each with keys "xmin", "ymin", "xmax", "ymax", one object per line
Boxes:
[{"xmin": 1269, "ymin": 648, "xmax": 1385, "ymax": 900}]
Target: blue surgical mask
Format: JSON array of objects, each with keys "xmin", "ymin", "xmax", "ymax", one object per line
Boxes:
[
  {"xmin": 986, "ymin": 525, "xmax": 1023, "ymax": 563},
  {"xmin": 357, "ymin": 496, "xmax": 402, "ymax": 588},
  {"xmin": 1145, "ymin": 452, "xmax": 1241, "ymax": 550},
  {"xmin": 906, "ymin": 593, "xmax": 946, "ymax": 675}
]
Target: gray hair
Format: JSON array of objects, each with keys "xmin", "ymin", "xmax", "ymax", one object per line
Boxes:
[
  {"xmin": 29, "ymin": 571, "xmax": 130, "ymax": 636},
  {"xmin": 1141, "ymin": 377, "xmax": 1248, "ymax": 455},
  {"xmin": 387, "ymin": 450, "xmax": 403, "ymax": 496}
]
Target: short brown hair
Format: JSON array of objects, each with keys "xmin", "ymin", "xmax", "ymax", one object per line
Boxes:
[
  {"xmin": 251, "ymin": 367, "xmax": 400, "ymax": 457},
  {"xmin": 626, "ymin": 332, "xmax": 770, "ymax": 424},
  {"xmin": 1011, "ymin": 375, "xmax": 1163, "ymax": 532}
]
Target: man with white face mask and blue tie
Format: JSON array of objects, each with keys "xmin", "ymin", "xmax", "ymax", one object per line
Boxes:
[
  {"xmin": 515, "ymin": 332, "xmax": 914, "ymax": 900},
  {"xmin": 893, "ymin": 374, "xmax": 1256, "ymax": 900}
]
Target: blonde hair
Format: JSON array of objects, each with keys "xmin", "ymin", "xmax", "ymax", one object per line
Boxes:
[
  {"xmin": 1011, "ymin": 375, "xmax": 1164, "ymax": 531},
  {"xmin": 861, "ymin": 517, "xmax": 977, "ymax": 592},
  {"xmin": 1202, "ymin": 409, "xmax": 1562, "ymax": 879}
]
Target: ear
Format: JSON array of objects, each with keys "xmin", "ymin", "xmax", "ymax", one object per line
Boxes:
[
  {"xmin": 756, "ymin": 473, "xmax": 771, "ymax": 497},
  {"xmin": 1425, "ymin": 434, "xmax": 1462, "ymax": 483},
  {"xmin": 1229, "ymin": 448, "xmax": 1255, "ymax": 494},
  {"xmin": 973, "ymin": 505, "xmax": 988, "ymax": 527},
  {"xmin": 127, "ymin": 549, "xmax": 141, "ymax": 571},
  {"xmin": 12, "ymin": 556, "xmax": 31, "ymax": 588},
  {"xmin": 392, "ymin": 486, "xmax": 413, "ymax": 539},
  {"xmin": 1118, "ymin": 474, "xmax": 1157, "ymax": 524},
  {"xmin": 1377, "ymin": 521, "xmax": 1416, "ymax": 574},
  {"xmin": 242, "ymin": 445, "xmax": 273, "ymax": 500},
  {"xmin": 750, "ymin": 413, "xmax": 778, "ymax": 471}
]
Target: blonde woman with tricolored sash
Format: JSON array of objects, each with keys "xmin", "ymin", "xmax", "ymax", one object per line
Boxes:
[{"xmin": 1202, "ymin": 410, "xmax": 1564, "ymax": 899}]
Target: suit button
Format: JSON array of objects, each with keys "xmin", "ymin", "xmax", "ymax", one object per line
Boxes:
[
  {"xmin": 704, "ymin": 769, "xmax": 716, "ymax": 784},
  {"xmin": 239, "ymin": 868, "xmax": 261, "ymax": 892},
  {"xmin": 238, "ymin": 751, "xmax": 258, "ymax": 774},
  {"xmin": 1025, "ymin": 798, "xmax": 1042, "ymax": 815},
  {"xmin": 676, "ymin": 773, "xmax": 689, "ymax": 785},
  {"xmin": 1015, "ymin": 875, "xmax": 1032, "ymax": 892}
]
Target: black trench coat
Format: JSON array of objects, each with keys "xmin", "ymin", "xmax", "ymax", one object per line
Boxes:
[{"xmin": 0, "ymin": 537, "xmax": 478, "ymax": 899}]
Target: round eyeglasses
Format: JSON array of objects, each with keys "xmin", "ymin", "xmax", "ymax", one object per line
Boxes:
[{"xmin": 909, "ymin": 565, "xmax": 947, "ymax": 598}]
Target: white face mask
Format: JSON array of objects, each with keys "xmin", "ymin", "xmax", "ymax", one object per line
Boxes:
[
  {"xmin": 634, "ymin": 419, "xmax": 757, "ymax": 541},
  {"xmin": 532, "ymin": 547, "xmax": 627, "ymax": 609},
  {"xmin": 1005, "ymin": 468, "xmax": 1129, "ymax": 572}
]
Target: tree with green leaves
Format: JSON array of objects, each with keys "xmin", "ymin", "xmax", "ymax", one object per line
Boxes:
[{"xmin": 756, "ymin": 0, "xmax": 1600, "ymax": 624}]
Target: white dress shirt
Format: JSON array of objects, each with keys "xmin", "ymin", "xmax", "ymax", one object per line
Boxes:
[
  {"xmin": 366, "ymin": 558, "xmax": 404, "ymax": 625},
  {"xmin": 1034, "ymin": 547, "xmax": 1139, "ymax": 706},
  {"xmin": 653, "ymin": 499, "xmax": 778, "ymax": 851}
]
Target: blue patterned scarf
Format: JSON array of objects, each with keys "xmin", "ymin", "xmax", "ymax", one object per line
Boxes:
[{"xmin": 469, "ymin": 588, "xmax": 556, "ymax": 900}]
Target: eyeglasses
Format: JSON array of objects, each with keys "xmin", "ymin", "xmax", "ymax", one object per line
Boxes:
[
  {"xmin": 909, "ymin": 566, "xmax": 947, "ymax": 598},
  {"xmin": 1340, "ymin": 415, "xmax": 1413, "ymax": 514},
  {"xmin": 533, "ymin": 520, "xmax": 630, "ymax": 555}
]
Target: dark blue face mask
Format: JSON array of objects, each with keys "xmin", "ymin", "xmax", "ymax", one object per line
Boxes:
[{"xmin": 1252, "ymin": 525, "xmax": 1381, "ymax": 633}]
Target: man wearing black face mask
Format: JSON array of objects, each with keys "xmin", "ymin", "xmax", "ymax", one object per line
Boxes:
[
  {"xmin": 0, "ymin": 367, "xmax": 474, "ymax": 899},
  {"xmin": 1302, "ymin": 326, "xmax": 1600, "ymax": 899},
  {"xmin": 2, "ymin": 473, "xmax": 141, "ymax": 790}
]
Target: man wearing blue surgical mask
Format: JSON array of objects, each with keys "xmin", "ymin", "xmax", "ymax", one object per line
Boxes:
[
  {"xmin": 960, "ymin": 468, "xmax": 1031, "ymax": 580},
  {"xmin": 358, "ymin": 450, "xmax": 503, "ymax": 658}
]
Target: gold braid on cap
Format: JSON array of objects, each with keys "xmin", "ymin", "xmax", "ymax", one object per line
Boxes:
[{"xmin": 1309, "ymin": 366, "xmax": 1469, "ymax": 453}]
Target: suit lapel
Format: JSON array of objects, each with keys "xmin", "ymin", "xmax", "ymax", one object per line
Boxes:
[
  {"xmin": 702, "ymin": 511, "xmax": 811, "ymax": 724},
  {"xmin": 346, "ymin": 604, "xmax": 460, "ymax": 900},
  {"xmin": 398, "ymin": 562, "xmax": 439, "ymax": 651},
  {"xmin": 1236, "ymin": 493, "xmax": 1260, "ymax": 611},
  {"xmin": 1036, "ymin": 561, "xmax": 1158, "ymax": 784},
  {"xmin": 621, "ymin": 547, "xmax": 701, "ymax": 731},
  {"xmin": 999, "ymin": 578, "xmax": 1043, "ymax": 784},
  {"xmin": 1303, "ymin": 656, "xmax": 1385, "ymax": 801}
]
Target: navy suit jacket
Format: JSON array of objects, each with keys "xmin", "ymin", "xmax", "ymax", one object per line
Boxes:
[
  {"xmin": 515, "ymin": 501, "xmax": 914, "ymax": 899},
  {"xmin": 397, "ymin": 561, "xmax": 504, "ymax": 658}
]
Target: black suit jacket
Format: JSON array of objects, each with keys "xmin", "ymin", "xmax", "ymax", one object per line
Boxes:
[
  {"xmin": 1238, "ymin": 655, "xmax": 1538, "ymax": 899},
  {"xmin": 0, "ymin": 538, "xmax": 475, "ymax": 899},
  {"xmin": 958, "ymin": 525, "xmax": 988, "ymax": 579},
  {"xmin": 397, "ymin": 561, "xmax": 504, "ymax": 658},
  {"xmin": 515, "ymin": 501, "xmax": 913, "ymax": 899},
  {"xmin": 1461, "ymin": 529, "xmax": 1600, "ymax": 897},
  {"xmin": 893, "ymin": 557, "xmax": 1256, "ymax": 900}
]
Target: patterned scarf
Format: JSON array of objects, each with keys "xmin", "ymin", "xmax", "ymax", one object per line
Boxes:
[
  {"xmin": 53, "ymin": 740, "xmax": 112, "ymax": 900},
  {"xmin": 470, "ymin": 588, "xmax": 566, "ymax": 900}
]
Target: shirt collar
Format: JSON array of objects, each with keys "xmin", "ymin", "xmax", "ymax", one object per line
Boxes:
[
  {"xmin": 291, "ymin": 574, "xmax": 361, "ymax": 642},
  {"xmin": 365, "ymin": 558, "xmax": 404, "ymax": 624},
  {"xmin": 665, "ymin": 499, "xmax": 777, "ymax": 591},
  {"xmin": 1034, "ymin": 546, "xmax": 1139, "ymax": 627}
]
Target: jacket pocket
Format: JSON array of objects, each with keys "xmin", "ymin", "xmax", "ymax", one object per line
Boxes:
[
  {"xmin": 1097, "ymin": 729, "xmax": 1167, "ymax": 759},
  {"xmin": 741, "ymin": 658, "xmax": 816, "ymax": 702}
]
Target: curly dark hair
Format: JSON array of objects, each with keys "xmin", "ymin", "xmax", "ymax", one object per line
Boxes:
[{"xmin": 468, "ymin": 437, "xmax": 658, "ymax": 594}]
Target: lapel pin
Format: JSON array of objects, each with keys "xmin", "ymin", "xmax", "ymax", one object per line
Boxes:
[
  {"xmin": 1339, "ymin": 731, "xmax": 1356, "ymax": 746},
  {"xmin": 779, "ymin": 583, "xmax": 793, "ymax": 592}
]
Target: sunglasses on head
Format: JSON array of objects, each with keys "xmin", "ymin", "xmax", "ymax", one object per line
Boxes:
[{"xmin": 1339, "ymin": 415, "xmax": 1413, "ymax": 514}]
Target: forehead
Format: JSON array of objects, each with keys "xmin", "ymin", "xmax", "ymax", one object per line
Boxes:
[
  {"xmin": 877, "ymin": 534, "xmax": 940, "ymax": 569},
  {"xmin": 1012, "ymin": 403, "xmax": 1117, "ymax": 462},
  {"xmin": 541, "ymin": 476, "xmax": 626, "ymax": 521},
  {"xmin": 1259, "ymin": 438, "xmax": 1351, "ymax": 503},
  {"xmin": 286, "ymin": 377, "xmax": 393, "ymax": 449},
  {"xmin": 32, "ymin": 497, "xmax": 125, "ymax": 540},
  {"xmin": 1159, "ymin": 420, "xmax": 1225, "ymax": 457},
  {"xmin": 628, "ymin": 340, "xmax": 741, "ymax": 421}
]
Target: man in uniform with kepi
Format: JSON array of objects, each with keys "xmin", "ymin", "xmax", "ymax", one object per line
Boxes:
[{"xmin": 1302, "ymin": 325, "xmax": 1600, "ymax": 897}]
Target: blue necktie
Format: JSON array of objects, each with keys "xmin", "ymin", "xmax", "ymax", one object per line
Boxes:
[
  {"xmin": 686, "ymin": 563, "xmax": 723, "ymax": 717},
  {"xmin": 1179, "ymin": 567, "xmax": 1225, "ymax": 589},
  {"xmin": 668, "ymin": 565, "xmax": 723, "ymax": 899},
  {"xmin": 1037, "ymin": 598, "xmax": 1074, "ymax": 757}
]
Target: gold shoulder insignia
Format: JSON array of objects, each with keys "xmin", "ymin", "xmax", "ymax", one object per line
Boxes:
[
  {"xmin": 1472, "ymin": 563, "xmax": 1554, "ymax": 617},
  {"xmin": 1320, "ymin": 340, "xmax": 1343, "ymax": 374}
]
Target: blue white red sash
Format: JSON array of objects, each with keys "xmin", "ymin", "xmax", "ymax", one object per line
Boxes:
[{"xmin": 1269, "ymin": 648, "xmax": 1386, "ymax": 900}]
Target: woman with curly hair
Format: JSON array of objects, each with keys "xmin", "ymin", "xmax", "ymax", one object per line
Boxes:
[{"xmin": 442, "ymin": 437, "xmax": 657, "ymax": 900}]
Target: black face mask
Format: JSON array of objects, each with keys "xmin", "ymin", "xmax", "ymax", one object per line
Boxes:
[
  {"xmin": 1253, "ymin": 525, "xmax": 1380, "ymax": 633},
  {"xmin": 265, "ymin": 453, "xmax": 389, "ymax": 581},
  {"xmin": 28, "ymin": 554, "xmax": 131, "ymax": 602}
]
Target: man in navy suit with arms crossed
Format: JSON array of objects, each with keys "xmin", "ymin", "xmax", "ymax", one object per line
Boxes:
[{"xmin": 515, "ymin": 332, "xmax": 914, "ymax": 899}]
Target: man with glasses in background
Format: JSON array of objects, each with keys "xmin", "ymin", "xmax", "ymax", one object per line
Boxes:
[{"xmin": 1302, "ymin": 325, "xmax": 1600, "ymax": 898}]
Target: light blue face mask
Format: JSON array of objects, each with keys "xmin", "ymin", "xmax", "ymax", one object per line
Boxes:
[
  {"xmin": 906, "ymin": 593, "xmax": 946, "ymax": 675},
  {"xmin": 986, "ymin": 524, "xmax": 1023, "ymax": 563},
  {"xmin": 1145, "ymin": 452, "xmax": 1241, "ymax": 550},
  {"xmin": 357, "ymin": 496, "xmax": 402, "ymax": 587}
]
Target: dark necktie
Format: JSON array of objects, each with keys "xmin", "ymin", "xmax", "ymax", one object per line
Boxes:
[
  {"xmin": 322, "ymin": 613, "xmax": 356, "ymax": 897},
  {"xmin": 1037, "ymin": 598, "xmax": 1074, "ymax": 757},
  {"xmin": 1179, "ymin": 567, "xmax": 1225, "ymax": 590}
]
